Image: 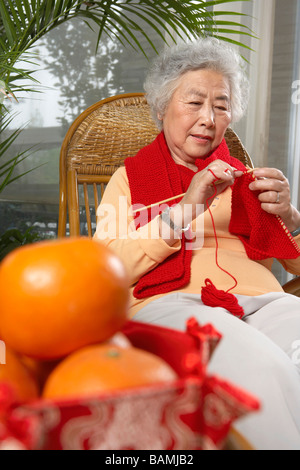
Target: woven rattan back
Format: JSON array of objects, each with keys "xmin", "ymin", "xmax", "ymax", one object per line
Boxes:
[{"xmin": 58, "ymin": 92, "xmax": 253, "ymax": 237}]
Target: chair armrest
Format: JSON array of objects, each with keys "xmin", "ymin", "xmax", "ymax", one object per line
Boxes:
[
  {"xmin": 282, "ymin": 277, "xmax": 300, "ymax": 297},
  {"xmin": 225, "ymin": 427, "xmax": 254, "ymax": 450}
]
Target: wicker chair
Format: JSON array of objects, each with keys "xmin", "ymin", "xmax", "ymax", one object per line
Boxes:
[
  {"xmin": 58, "ymin": 93, "xmax": 158, "ymax": 238},
  {"xmin": 57, "ymin": 92, "xmax": 300, "ymax": 296}
]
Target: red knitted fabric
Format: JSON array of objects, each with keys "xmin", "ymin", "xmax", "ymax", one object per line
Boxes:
[
  {"xmin": 229, "ymin": 174, "xmax": 300, "ymax": 260},
  {"xmin": 125, "ymin": 132, "xmax": 300, "ymax": 300}
]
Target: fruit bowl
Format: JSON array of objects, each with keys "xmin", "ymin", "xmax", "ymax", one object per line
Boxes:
[{"xmin": 0, "ymin": 318, "xmax": 260, "ymax": 450}]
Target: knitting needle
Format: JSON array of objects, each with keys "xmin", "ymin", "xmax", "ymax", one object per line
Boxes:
[
  {"xmin": 132, "ymin": 167, "xmax": 258, "ymax": 213},
  {"xmin": 245, "ymin": 166, "xmax": 257, "ymax": 174}
]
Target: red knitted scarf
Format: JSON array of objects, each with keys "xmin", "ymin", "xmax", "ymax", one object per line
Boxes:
[{"xmin": 125, "ymin": 132, "xmax": 300, "ymax": 303}]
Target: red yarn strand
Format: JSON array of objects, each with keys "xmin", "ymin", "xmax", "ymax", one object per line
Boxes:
[
  {"xmin": 206, "ymin": 169, "xmax": 238, "ymax": 293},
  {"xmin": 201, "ymin": 169, "xmax": 245, "ymax": 319}
]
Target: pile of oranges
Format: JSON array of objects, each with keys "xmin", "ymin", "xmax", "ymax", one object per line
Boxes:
[{"xmin": 0, "ymin": 238, "xmax": 177, "ymax": 404}]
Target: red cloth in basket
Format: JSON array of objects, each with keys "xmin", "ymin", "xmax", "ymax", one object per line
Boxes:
[{"xmin": 0, "ymin": 318, "xmax": 260, "ymax": 450}]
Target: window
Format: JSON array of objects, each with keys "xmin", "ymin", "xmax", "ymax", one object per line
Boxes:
[
  {"xmin": 1, "ymin": 17, "xmax": 163, "ymax": 238},
  {"xmin": 267, "ymin": 0, "xmax": 300, "ymax": 283},
  {"xmin": 215, "ymin": 0, "xmax": 300, "ymax": 283}
]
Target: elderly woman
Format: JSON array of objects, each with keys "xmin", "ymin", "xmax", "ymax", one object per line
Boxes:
[{"xmin": 94, "ymin": 38, "xmax": 300, "ymax": 450}]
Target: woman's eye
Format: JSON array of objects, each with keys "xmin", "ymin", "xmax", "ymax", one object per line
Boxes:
[{"xmin": 215, "ymin": 105, "xmax": 228, "ymax": 111}]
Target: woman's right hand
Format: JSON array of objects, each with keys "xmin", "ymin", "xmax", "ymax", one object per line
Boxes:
[
  {"xmin": 158, "ymin": 160, "xmax": 242, "ymax": 246},
  {"xmin": 177, "ymin": 159, "xmax": 243, "ymax": 224}
]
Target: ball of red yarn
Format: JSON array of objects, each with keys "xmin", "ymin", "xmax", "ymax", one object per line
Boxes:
[{"xmin": 201, "ymin": 279, "xmax": 244, "ymax": 319}]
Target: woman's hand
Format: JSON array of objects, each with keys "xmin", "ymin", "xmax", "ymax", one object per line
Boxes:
[
  {"xmin": 159, "ymin": 159, "xmax": 241, "ymax": 246},
  {"xmin": 181, "ymin": 160, "xmax": 242, "ymax": 205},
  {"xmin": 249, "ymin": 168, "xmax": 300, "ymax": 232},
  {"xmin": 178, "ymin": 159, "xmax": 242, "ymax": 222}
]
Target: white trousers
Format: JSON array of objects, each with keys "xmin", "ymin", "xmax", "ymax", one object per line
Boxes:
[{"xmin": 133, "ymin": 292, "xmax": 300, "ymax": 450}]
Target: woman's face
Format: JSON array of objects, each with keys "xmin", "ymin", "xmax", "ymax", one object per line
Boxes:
[{"xmin": 161, "ymin": 69, "xmax": 232, "ymax": 168}]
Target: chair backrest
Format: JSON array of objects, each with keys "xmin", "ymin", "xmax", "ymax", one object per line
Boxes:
[{"xmin": 58, "ymin": 92, "xmax": 253, "ymax": 238}]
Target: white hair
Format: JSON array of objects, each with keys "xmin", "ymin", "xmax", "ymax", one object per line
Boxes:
[{"xmin": 144, "ymin": 37, "xmax": 249, "ymax": 129}]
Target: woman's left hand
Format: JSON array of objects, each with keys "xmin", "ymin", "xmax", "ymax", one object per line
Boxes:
[{"xmin": 249, "ymin": 167, "xmax": 300, "ymax": 232}]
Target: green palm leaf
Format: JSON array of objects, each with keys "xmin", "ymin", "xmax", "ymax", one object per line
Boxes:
[
  {"xmin": 0, "ymin": 0, "xmax": 256, "ymax": 102},
  {"xmin": 0, "ymin": 112, "xmax": 39, "ymax": 192},
  {"xmin": 1, "ymin": 1, "xmax": 255, "ymax": 54}
]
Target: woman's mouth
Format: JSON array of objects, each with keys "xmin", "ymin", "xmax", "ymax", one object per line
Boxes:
[{"xmin": 191, "ymin": 134, "xmax": 213, "ymax": 144}]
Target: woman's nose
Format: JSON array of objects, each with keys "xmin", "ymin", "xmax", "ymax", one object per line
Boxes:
[{"xmin": 198, "ymin": 105, "xmax": 215, "ymax": 127}]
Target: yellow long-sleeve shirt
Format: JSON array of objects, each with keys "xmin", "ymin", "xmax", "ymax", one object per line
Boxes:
[{"xmin": 94, "ymin": 167, "xmax": 300, "ymax": 318}]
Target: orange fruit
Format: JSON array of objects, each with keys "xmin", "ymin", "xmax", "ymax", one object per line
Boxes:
[
  {"xmin": 20, "ymin": 356, "xmax": 62, "ymax": 392},
  {"xmin": 42, "ymin": 344, "xmax": 178, "ymax": 400},
  {"xmin": 0, "ymin": 348, "xmax": 39, "ymax": 402},
  {"xmin": 0, "ymin": 238, "xmax": 129, "ymax": 360}
]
